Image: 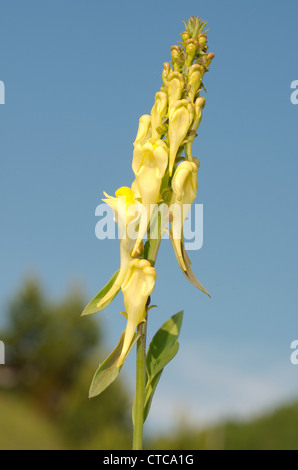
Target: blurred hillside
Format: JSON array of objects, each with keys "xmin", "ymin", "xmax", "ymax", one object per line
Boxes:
[
  {"xmin": 148, "ymin": 401, "xmax": 298, "ymax": 450},
  {"xmin": 0, "ymin": 279, "xmax": 297, "ymax": 450}
]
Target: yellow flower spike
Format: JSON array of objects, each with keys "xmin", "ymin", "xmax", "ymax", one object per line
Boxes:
[
  {"xmin": 132, "ymin": 139, "xmax": 168, "ymax": 256},
  {"xmin": 185, "ymin": 96, "xmax": 206, "ymax": 159},
  {"xmin": 170, "ymin": 161, "xmax": 199, "ymax": 271},
  {"xmin": 150, "ymin": 92, "xmax": 168, "ymax": 139},
  {"xmin": 187, "ymin": 64, "xmax": 205, "ymax": 102},
  {"xmin": 117, "ymin": 259, "xmax": 156, "ymax": 367},
  {"xmin": 134, "ymin": 115, "xmax": 152, "ymax": 146},
  {"xmin": 168, "ymin": 73, "xmax": 185, "ymax": 109},
  {"xmin": 168, "ymin": 99, "xmax": 194, "ymax": 176}
]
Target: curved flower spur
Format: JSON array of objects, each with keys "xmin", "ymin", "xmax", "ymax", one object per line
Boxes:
[{"xmin": 82, "ymin": 16, "xmax": 214, "ymax": 450}]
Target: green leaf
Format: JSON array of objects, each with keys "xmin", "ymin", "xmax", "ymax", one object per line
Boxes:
[
  {"xmin": 143, "ymin": 342, "xmax": 179, "ymax": 422},
  {"xmin": 89, "ymin": 330, "xmax": 140, "ymax": 398},
  {"xmin": 146, "ymin": 311, "xmax": 183, "ymax": 379},
  {"xmin": 81, "ymin": 270, "xmax": 120, "ymax": 316},
  {"xmin": 143, "ymin": 370, "xmax": 163, "ymax": 423},
  {"xmin": 142, "ymin": 311, "xmax": 184, "ymax": 421},
  {"xmin": 169, "ymin": 230, "xmax": 211, "ymax": 298}
]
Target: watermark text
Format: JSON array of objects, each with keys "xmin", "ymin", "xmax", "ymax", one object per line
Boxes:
[
  {"xmin": 95, "ymin": 202, "xmax": 204, "ymax": 251},
  {"xmin": 290, "ymin": 80, "xmax": 298, "ymax": 105}
]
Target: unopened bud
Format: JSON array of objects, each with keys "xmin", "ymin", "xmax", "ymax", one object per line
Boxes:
[
  {"xmin": 187, "ymin": 64, "xmax": 205, "ymax": 101},
  {"xmin": 197, "ymin": 33, "xmax": 207, "ymax": 49},
  {"xmin": 171, "ymin": 45, "xmax": 184, "ymax": 70},
  {"xmin": 181, "ymin": 31, "xmax": 191, "ymax": 43},
  {"xmin": 162, "ymin": 62, "xmax": 172, "ymax": 85},
  {"xmin": 185, "ymin": 40, "xmax": 197, "ymax": 67},
  {"xmin": 185, "ymin": 96, "xmax": 206, "ymax": 158},
  {"xmin": 168, "ymin": 73, "xmax": 185, "ymax": 108},
  {"xmin": 197, "ymin": 52, "xmax": 215, "ymax": 67},
  {"xmin": 151, "ymin": 92, "xmax": 168, "ymax": 139},
  {"xmin": 134, "ymin": 115, "xmax": 152, "ymax": 146},
  {"xmin": 168, "ymin": 99, "xmax": 194, "ymax": 175}
]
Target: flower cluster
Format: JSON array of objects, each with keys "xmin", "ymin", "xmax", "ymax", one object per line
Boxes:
[{"xmin": 84, "ymin": 16, "xmax": 214, "ymax": 370}]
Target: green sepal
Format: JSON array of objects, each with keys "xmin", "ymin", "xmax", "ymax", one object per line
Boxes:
[
  {"xmin": 169, "ymin": 230, "xmax": 211, "ymax": 298},
  {"xmin": 81, "ymin": 270, "xmax": 120, "ymax": 316}
]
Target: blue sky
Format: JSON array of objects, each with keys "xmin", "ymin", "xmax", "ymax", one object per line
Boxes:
[{"xmin": 1, "ymin": 0, "xmax": 298, "ymax": 433}]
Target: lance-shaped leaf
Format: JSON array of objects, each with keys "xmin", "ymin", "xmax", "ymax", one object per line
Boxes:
[
  {"xmin": 89, "ymin": 330, "xmax": 140, "ymax": 398},
  {"xmin": 169, "ymin": 230, "xmax": 211, "ymax": 297},
  {"xmin": 143, "ymin": 311, "xmax": 184, "ymax": 421},
  {"xmin": 81, "ymin": 270, "xmax": 120, "ymax": 316}
]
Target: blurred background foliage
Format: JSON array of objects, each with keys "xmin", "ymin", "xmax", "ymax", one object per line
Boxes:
[
  {"xmin": 0, "ymin": 280, "xmax": 298, "ymax": 450},
  {"xmin": 0, "ymin": 280, "xmax": 132, "ymax": 449}
]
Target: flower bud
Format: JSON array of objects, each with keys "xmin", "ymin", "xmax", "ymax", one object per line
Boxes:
[
  {"xmin": 134, "ymin": 115, "xmax": 152, "ymax": 146},
  {"xmin": 197, "ymin": 33, "xmax": 207, "ymax": 50},
  {"xmin": 162, "ymin": 62, "xmax": 173, "ymax": 86},
  {"xmin": 171, "ymin": 45, "xmax": 184, "ymax": 71},
  {"xmin": 187, "ymin": 64, "xmax": 205, "ymax": 102},
  {"xmin": 168, "ymin": 99, "xmax": 194, "ymax": 175},
  {"xmin": 185, "ymin": 39, "xmax": 197, "ymax": 67},
  {"xmin": 197, "ymin": 52, "xmax": 215, "ymax": 67},
  {"xmin": 185, "ymin": 96, "xmax": 206, "ymax": 158},
  {"xmin": 151, "ymin": 92, "xmax": 168, "ymax": 139},
  {"xmin": 170, "ymin": 161, "xmax": 199, "ymax": 270},
  {"xmin": 181, "ymin": 31, "xmax": 191, "ymax": 43},
  {"xmin": 168, "ymin": 73, "xmax": 185, "ymax": 109}
]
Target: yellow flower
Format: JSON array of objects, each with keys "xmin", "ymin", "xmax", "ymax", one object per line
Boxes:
[
  {"xmin": 150, "ymin": 92, "xmax": 168, "ymax": 139},
  {"xmin": 103, "ymin": 186, "xmax": 140, "ymax": 233},
  {"xmin": 185, "ymin": 96, "xmax": 206, "ymax": 159},
  {"xmin": 132, "ymin": 139, "xmax": 168, "ymax": 256},
  {"xmin": 167, "ymin": 72, "xmax": 185, "ymax": 109},
  {"xmin": 187, "ymin": 64, "xmax": 205, "ymax": 102},
  {"xmin": 117, "ymin": 259, "xmax": 156, "ymax": 367},
  {"xmin": 168, "ymin": 99, "xmax": 194, "ymax": 176},
  {"xmin": 134, "ymin": 115, "xmax": 152, "ymax": 146},
  {"xmin": 132, "ymin": 139, "xmax": 168, "ymax": 206},
  {"xmin": 131, "ymin": 179, "xmax": 141, "ymax": 200},
  {"xmin": 96, "ymin": 187, "xmax": 141, "ymax": 310},
  {"xmin": 170, "ymin": 161, "xmax": 199, "ymax": 270}
]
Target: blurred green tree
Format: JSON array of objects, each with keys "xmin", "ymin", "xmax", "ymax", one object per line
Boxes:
[{"xmin": 0, "ymin": 279, "xmax": 131, "ymax": 449}]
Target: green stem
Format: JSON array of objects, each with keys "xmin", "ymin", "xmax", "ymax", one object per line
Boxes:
[
  {"xmin": 132, "ymin": 213, "xmax": 163, "ymax": 450},
  {"xmin": 133, "ymin": 321, "xmax": 147, "ymax": 450}
]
